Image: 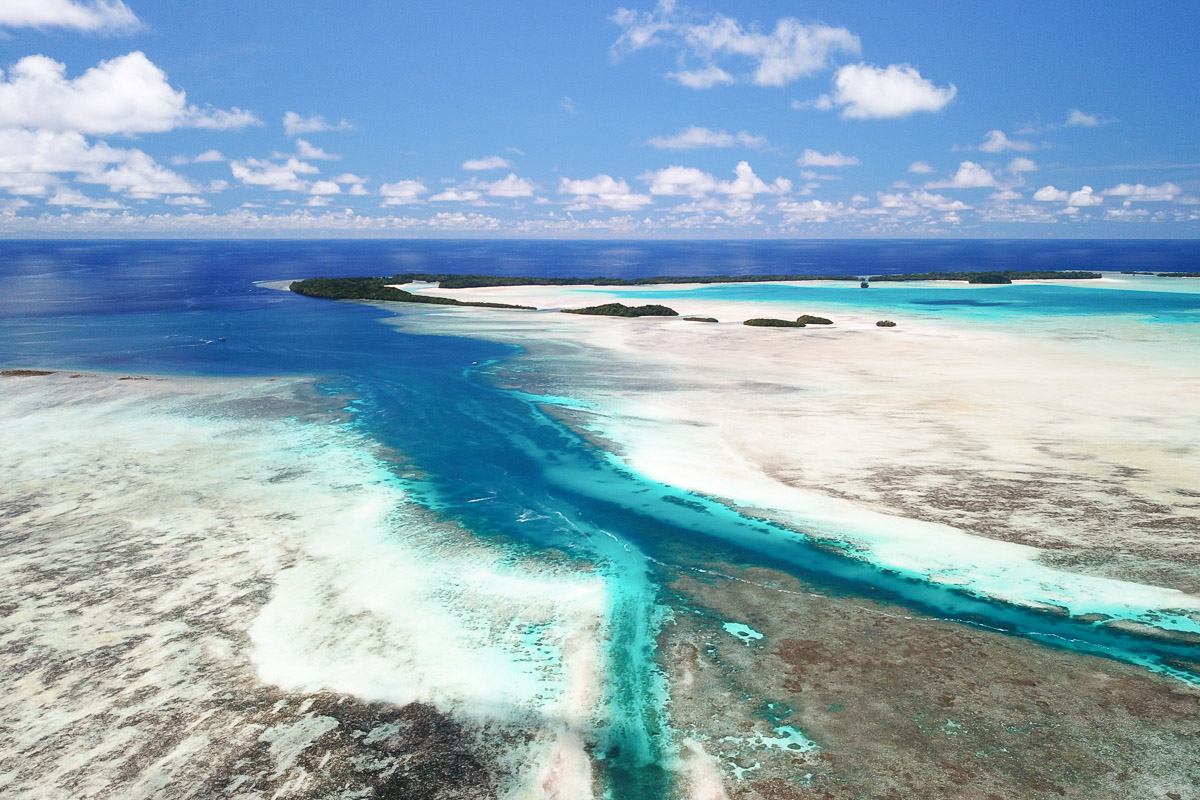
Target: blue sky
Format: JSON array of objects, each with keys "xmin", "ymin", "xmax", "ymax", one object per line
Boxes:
[{"xmin": 1, "ymin": 0, "xmax": 1197, "ymax": 237}]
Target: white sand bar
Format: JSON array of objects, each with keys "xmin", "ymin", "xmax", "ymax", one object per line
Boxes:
[{"xmin": 398, "ymin": 279, "xmax": 1200, "ymax": 630}]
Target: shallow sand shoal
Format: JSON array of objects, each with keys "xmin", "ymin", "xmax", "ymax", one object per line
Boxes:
[{"xmin": 397, "ymin": 282, "xmax": 1200, "ymax": 615}]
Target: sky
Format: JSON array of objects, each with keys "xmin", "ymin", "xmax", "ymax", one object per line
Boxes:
[{"xmin": 0, "ymin": 0, "xmax": 1198, "ymax": 238}]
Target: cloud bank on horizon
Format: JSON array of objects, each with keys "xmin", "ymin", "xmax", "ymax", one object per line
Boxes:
[{"xmin": 0, "ymin": 0, "xmax": 1196, "ymax": 236}]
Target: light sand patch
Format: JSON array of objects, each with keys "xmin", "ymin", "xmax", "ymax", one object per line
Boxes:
[{"xmin": 387, "ymin": 282, "xmax": 1200, "ymax": 622}]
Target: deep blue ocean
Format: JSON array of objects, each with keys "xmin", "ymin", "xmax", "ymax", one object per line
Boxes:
[{"xmin": 3, "ymin": 239, "xmax": 1199, "ymax": 799}]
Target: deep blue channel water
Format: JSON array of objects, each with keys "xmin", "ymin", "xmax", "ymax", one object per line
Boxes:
[{"xmin": 3, "ymin": 239, "xmax": 1199, "ymax": 799}]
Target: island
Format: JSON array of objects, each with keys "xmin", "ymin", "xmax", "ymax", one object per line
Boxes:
[
  {"xmin": 288, "ymin": 277, "xmax": 535, "ymax": 309},
  {"xmin": 561, "ymin": 303, "xmax": 679, "ymax": 317},
  {"xmin": 796, "ymin": 315, "xmax": 834, "ymax": 325},
  {"xmin": 743, "ymin": 318, "xmax": 808, "ymax": 327}
]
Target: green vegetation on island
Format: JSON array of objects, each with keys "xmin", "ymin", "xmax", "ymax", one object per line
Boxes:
[
  {"xmin": 288, "ymin": 277, "xmax": 535, "ymax": 309},
  {"xmin": 795, "ymin": 314, "xmax": 833, "ymax": 325},
  {"xmin": 743, "ymin": 318, "xmax": 807, "ymax": 327},
  {"xmin": 390, "ymin": 272, "xmax": 861, "ymax": 288},
  {"xmin": 876, "ymin": 320, "xmax": 897, "ymax": 327},
  {"xmin": 561, "ymin": 303, "xmax": 679, "ymax": 317},
  {"xmin": 867, "ymin": 270, "xmax": 1102, "ymax": 283},
  {"xmin": 683, "ymin": 316, "xmax": 718, "ymax": 323},
  {"xmin": 1156, "ymin": 272, "xmax": 1200, "ymax": 278}
]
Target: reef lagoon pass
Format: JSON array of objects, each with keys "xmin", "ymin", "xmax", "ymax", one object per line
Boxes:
[{"xmin": 2, "ymin": 239, "xmax": 1200, "ymax": 799}]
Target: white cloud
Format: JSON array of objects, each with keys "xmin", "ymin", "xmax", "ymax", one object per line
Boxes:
[
  {"xmin": 1065, "ymin": 109, "xmax": 1101, "ymax": 127},
  {"xmin": 1006, "ymin": 157, "xmax": 1037, "ymax": 173},
  {"xmin": 925, "ymin": 161, "xmax": 997, "ymax": 189},
  {"xmin": 47, "ymin": 186, "xmax": 123, "ymax": 208},
  {"xmin": 164, "ymin": 195, "xmax": 208, "ymax": 207},
  {"xmin": 1101, "ymin": 182, "xmax": 1181, "ymax": 202},
  {"xmin": 379, "ymin": 179, "xmax": 427, "ymax": 205},
  {"xmin": 1033, "ymin": 185, "xmax": 1068, "ymax": 202},
  {"xmin": 430, "ymin": 188, "xmax": 484, "ymax": 203},
  {"xmin": 295, "ymin": 139, "xmax": 338, "ymax": 160},
  {"xmin": 612, "ymin": 3, "xmax": 860, "ymax": 88},
  {"xmin": 813, "ymin": 63, "xmax": 956, "ymax": 119},
  {"xmin": 777, "ymin": 198, "xmax": 855, "ymax": 222},
  {"xmin": 230, "ymin": 157, "xmax": 318, "ymax": 192},
  {"xmin": 666, "ymin": 66, "xmax": 734, "ymax": 89},
  {"xmin": 193, "ymin": 149, "xmax": 225, "ymax": 164},
  {"xmin": 877, "ymin": 189, "xmax": 970, "ymax": 215},
  {"xmin": 282, "ymin": 111, "xmax": 353, "ymax": 137},
  {"xmin": 0, "ymin": 52, "xmax": 259, "ymax": 135},
  {"xmin": 979, "ymin": 129, "xmax": 1035, "ymax": 153},
  {"xmin": 309, "ymin": 180, "xmax": 341, "ymax": 195},
  {"xmin": 559, "ymin": 97, "xmax": 577, "ymax": 115},
  {"xmin": 989, "ymin": 189, "xmax": 1023, "ymax": 201},
  {"xmin": 0, "ymin": 0, "xmax": 140, "ymax": 33},
  {"xmin": 647, "ymin": 125, "xmax": 765, "ymax": 150},
  {"xmin": 0, "ymin": 128, "xmax": 198, "ymax": 199},
  {"xmin": 79, "ymin": 149, "xmax": 200, "ymax": 198},
  {"xmin": 640, "ymin": 161, "xmax": 790, "ymax": 200},
  {"xmin": 462, "ymin": 155, "xmax": 514, "ymax": 171},
  {"xmin": 1068, "ymin": 186, "xmax": 1102, "ymax": 207},
  {"xmin": 559, "ymin": 174, "xmax": 653, "ymax": 210},
  {"xmin": 719, "ymin": 160, "xmax": 791, "ymax": 198},
  {"xmin": 641, "ymin": 165, "xmax": 718, "ymax": 197},
  {"xmin": 907, "ymin": 161, "xmax": 934, "ymax": 174},
  {"xmin": 797, "ymin": 149, "xmax": 859, "ymax": 167},
  {"xmin": 483, "ymin": 173, "xmax": 535, "ymax": 197}
]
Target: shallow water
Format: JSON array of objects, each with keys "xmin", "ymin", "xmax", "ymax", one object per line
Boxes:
[{"xmin": 2, "ymin": 240, "xmax": 1199, "ymax": 798}]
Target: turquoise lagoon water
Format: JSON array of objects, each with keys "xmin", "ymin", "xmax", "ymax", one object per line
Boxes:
[{"xmin": 2, "ymin": 240, "xmax": 1200, "ymax": 799}]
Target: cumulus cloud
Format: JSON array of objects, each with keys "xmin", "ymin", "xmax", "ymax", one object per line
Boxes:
[
  {"xmin": 1068, "ymin": 186, "xmax": 1102, "ymax": 207},
  {"xmin": 1101, "ymin": 182, "xmax": 1181, "ymax": 202},
  {"xmin": 1007, "ymin": 157, "xmax": 1037, "ymax": 173},
  {"xmin": 430, "ymin": 188, "xmax": 484, "ymax": 203},
  {"xmin": 379, "ymin": 179, "xmax": 427, "ymax": 205},
  {"xmin": 641, "ymin": 165, "xmax": 718, "ymax": 197},
  {"xmin": 229, "ymin": 157, "xmax": 319, "ymax": 192},
  {"xmin": 777, "ymin": 198, "xmax": 855, "ymax": 222},
  {"xmin": 797, "ymin": 149, "xmax": 859, "ymax": 167},
  {"xmin": 164, "ymin": 195, "xmax": 208, "ymax": 207},
  {"xmin": 907, "ymin": 161, "xmax": 934, "ymax": 174},
  {"xmin": 559, "ymin": 174, "xmax": 652, "ymax": 210},
  {"xmin": 294, "ymin": 139, "xmax": 338, "ymax": 160},
  {"xmin": 462, "ymin": 155, "xmax": 514, "ymax": 171},
  {"xmin": 978, "ymin": 129, "xmax": 1035, "ymax": 153},
  {"xmin": 647, "ymin": 125, "xmax": 766, "ymax": 150},
  {"xmin": 1032, "ymin": 185, "xmax": 1068, "ymax": 202},
  {"xmin": 812, "ymin": 63, "xmax": 956, "ymax": 119},
  {"xmin": 925, "ymin": 161, "xmax": 997, "ymax": 189},
  {"xmin": 193, "ymin": 149, "xmax": 225, "ymax": 164},
  {"xmin": 309, "ymin": 180, "xmax": 341, "ymax": 195},
  {"xmin": 48, "ymin": 186, "xmax": 123, "ymax": 208},
  {"xmin": 1065, "ymin": 108, "xmax": 1112, "ymax": 127},
  {"xmin": 612, "ymin": 2, "xmax": 860, "ymax": 88},
  {"xmin": 282, "ymin": 111, "xmax": 353, "ymax": 137},
  {"xmin": 482, "ymin": 173, "xmax": 535, "ymax": 197},
  {"xmin": 640, "ymin": 161, "xmax": 790, "ymax": 200},
  {"xmin": 0, "ymin": 128, "xmax": 198, "ymax": 199},
  {"xmin": 0, "ymin": 53, "xmax": 259, "ymax": 135},
  {"xmin": 0, "ymin": 0, "xmax": 140, "ymax": 33},
  {"xmin": 877, "ymin": 189, "xmax": 970, "ymax": 216}
]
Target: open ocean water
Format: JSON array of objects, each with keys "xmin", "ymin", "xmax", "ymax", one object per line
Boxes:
[{"xmin": 2, "ymin": 239, "xmax": 1200, "ymax": 799}]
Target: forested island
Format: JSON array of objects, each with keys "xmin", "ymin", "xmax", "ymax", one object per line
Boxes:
[
  {"xmin": 561, "ymin": 303, "xmax": 679, "ymax": 317},
  {"xmin": 743, "ymin": 318, "xmax": 809, "ymax": 328},
  {"xmin": 288, "ymin": 277, "xmax": 535, "ymax": 309},
  {"xmin": 392, "ymin": 272, "xmax": 860, "ymax": 288}
]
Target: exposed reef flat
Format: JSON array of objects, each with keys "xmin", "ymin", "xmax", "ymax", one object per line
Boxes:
[{"xmin": 0, "ymin": 373, "xmax": 607, "ymax": 799}]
